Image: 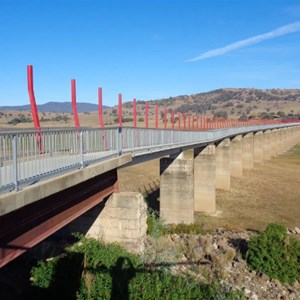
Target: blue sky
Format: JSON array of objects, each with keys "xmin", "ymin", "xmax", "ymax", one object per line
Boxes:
[{"xmin": 0, "ymin": 0, "xmax": 300, "ymax": 107}]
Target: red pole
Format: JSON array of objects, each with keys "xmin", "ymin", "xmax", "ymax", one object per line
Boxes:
[
  {"xmin": 133, "ymin": 98, "xmax": 137, "ymax": 127},
  {"xmin": 164, "ymin": 107, "xmax": 167, "ymax": 129},
  {"xmin": 171, "ymin": 109, "xmax": 174, "ymax": 130},
  {"xmin": 27, "ymin": 65, "xmax": 41, "ymax": 131},
  {"xmin": 98, "ymin": 87, "xmax": 104, "ymax": 129},
  {"xmin": 188, "ymin": 114, "xmax": 191, "ymax": 130},
  {"xmin": 192, "ymin": 115, "xmax": 195, "ymax": 130},
  {"xmin": 197, "ymin": 116, "xmax": 199, "ymax": 130},
  {"xmin": 178, "ymin": 112, "xmax": 181, "ymax": 130},
  {"xmin": 71, "ymin": 79, "xmax": 80, "ymax": 128},
  {"xmin": 98, "ymin": 87, "xmax": 108, "ymax": 149},
  {"xmin": 145, "ymin": 102, "xmax": 149, "ymax": 128},
  {"xmin": 183, "ymin": 113, "xmax": 186, "ymax": 130},
  {"xmin": 155, "ymin": 105, "xmax": 158, "ymax": 128},
  {"xmin": 27, "ymin": 65, "xmax": 42, "ymax": 153},
  {"xmin": 118, "ymin": 93, "xmax": 122, "ymax": 127}
]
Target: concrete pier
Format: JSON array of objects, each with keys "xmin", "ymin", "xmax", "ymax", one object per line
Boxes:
[
  {"xmin": 263, "ymin": 130, "xmax": 271, "ymax": 160},
  {"xmin": 242, "ymin": 133, "xmax": 254, "ymax": 170},
  {"xmin": 253, "ymin": 131, "xmax": 264, "ymax": 164},
  {"xmin": 230, "ymin": 135, "xmax": 243, "ymax": 177},
  {"xmin": 194, "ymin": 144, "xmax": 216, "ymax": 214},
  {"xmin": 270, "ymin": 129, "xmax": 278, "ymax": 157},
  {"xmin": 160, "ymin": 156, "xmax": 194, "ymax": 224},
  {"xmin": 216, "ymin": 138, "xmax": 230, "ymax": 190}
]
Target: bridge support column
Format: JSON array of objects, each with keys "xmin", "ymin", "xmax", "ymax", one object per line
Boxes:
[
  {"xmin": 296, "ymin": 126, "xmax": 300, "ymax": 144},
  {"xmin": 281, "ymin": 128, "xmax": 289, "ymax": 153},
  {"xmin": 253, "ymin": 131, "xmax": 264, "ymax": 164},
  {"xmin": 291, "ymin": 126, "xmax": 299, "ymax": 147},
  {"xmin": 230, "ymin": 135, "xmax": 243, "ymax": 177},
  {"xmin": 263, "ymin": 130, "xmax": 271, "ymax": 160},
  {"xmin": 270, "ymin": 129, "xmax": 278, "ymax": 157},
  {"xmin": 160, "ymin": 154, "xmax": 194, "ymax": 224},
  {"xmin": 276, "ymin": 129, "xmax": 284, "ymax": 155},
  {"xmin": 86, "ymin": 192, "xmax": 148, "ymax": 253},
  {"xmin": 283, "ymin": 127, "xmax": 291, "ymax": 151},
  {"xmin": 242, "ymin": 133, "xmax": 254, "ymax": 169},
  {"xmin": 194, "ymin": 144, "xmax": 216, "ymax": 214},
  {"xmin": 216, "ymin": 138, "xmax": 230, "ymax": 190}
]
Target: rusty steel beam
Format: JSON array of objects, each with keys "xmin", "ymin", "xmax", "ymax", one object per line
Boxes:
[{"xmin": 0, "ymin": 169, "xmax": 118, "ymax": 268}]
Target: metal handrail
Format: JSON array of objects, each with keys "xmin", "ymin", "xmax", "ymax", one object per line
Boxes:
[{"xmin": 0, "ymin": 123, "xmax": 298, "ymax": 194}]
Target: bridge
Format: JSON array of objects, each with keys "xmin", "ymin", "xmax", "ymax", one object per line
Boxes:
[{"xmin": 1, "ymin": 123, "xmax": 300, "ymax": 267}]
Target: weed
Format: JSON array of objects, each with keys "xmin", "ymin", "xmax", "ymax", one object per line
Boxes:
[
  {"xmin": 167, "ymin": 222, "xmax": 213, "ymax": 235},
  {"xmin": 31, "ymin": 234, "xmax": 244, "ymax": 299},
  {"xmin": 147, "ymin": 211, "xmax": 168, "ymax": 238},
  {"xmin": 247, "ymin": 223, "xmax": 300, "ymax": 285}
]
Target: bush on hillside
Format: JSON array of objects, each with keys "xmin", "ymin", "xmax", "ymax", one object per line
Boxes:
[{"xmin": 247, "ymin": 224, "xmax": 300, "ymax": 285}]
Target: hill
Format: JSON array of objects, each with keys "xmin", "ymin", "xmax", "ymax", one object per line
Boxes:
[
  {"xmin": 135, "ymin": 88, "xmax": 300, "ymax": 119},
  {"xmin": 0, "ymin": 102, "xmax": 110, "ymax": 113},
  {"xmin": 0, "ymin": 88, "xmax": 299, "ymax": 128}
]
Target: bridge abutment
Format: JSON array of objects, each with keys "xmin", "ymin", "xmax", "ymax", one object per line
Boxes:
[
  {"xmin": 86, "ymin": 192, "xmax": 148, "ymax": 253},
  {"xmin": 194, "ymin": 144, "xmax": 216, "ymax": 214}
]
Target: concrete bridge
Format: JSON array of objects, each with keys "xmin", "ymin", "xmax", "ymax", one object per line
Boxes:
[{"xmin": 0, "ymin": 123, "xmax": 300, "ymax": 267}]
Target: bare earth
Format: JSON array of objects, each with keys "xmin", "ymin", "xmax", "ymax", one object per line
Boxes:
[{"xmin": 118, "ymin": 144, "xmax": 300, "ymax": 231}]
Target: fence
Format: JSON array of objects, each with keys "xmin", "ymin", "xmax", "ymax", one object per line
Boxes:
[{"xmin": 0, "ymin": 123, "xmax": 298, "ymax": 194}]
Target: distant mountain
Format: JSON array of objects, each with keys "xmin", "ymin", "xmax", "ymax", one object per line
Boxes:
[{"xmin": 0, "ymin": 102, "xmax": 110, "ymax": 113}]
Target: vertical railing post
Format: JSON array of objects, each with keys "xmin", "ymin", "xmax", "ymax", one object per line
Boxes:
[
  {"xmin": 133, "ymin": 98, "xmax": 137, "ymax": 128},
  {"xmin": 164, "ymin": 107, "xmax": 167, "ymax": 129},
  {"xmin": 171, "ymin": 109, "xmax": 174, "ymax": 130},
  {"xmin": 118, "ymin": 93, "xmax": 123, "ymax": 127},
  {"xmin": 80, "ymin": 131, "xmax": 84, "ymax": 168},
  {"xmin": 155, "ymin": 105, "xmax": 158, "ymax": 129},
  {"xmin": 117, "ymin": 126, "xmax": 123, "ymax": 156},
  {"xmin": 12, "ymin": 135, "xmax": 18, "ymax": 191},
  {"xmin": 145, "ymin": 102, "xmax": 149, "ymax": 128}
]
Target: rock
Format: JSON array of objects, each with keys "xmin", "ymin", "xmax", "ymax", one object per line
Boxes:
[
  {"xmin": 294, "ymin": 227, "xmax": 300, "ymax": 234},
  {"xmin": 258, "ymin": 272, "xmax": 269, "ymax": 283},
  {"xmin": 243, "ymin": 288, "xmax": 251, "ymax": 295},
  {"xmin": 271, "ymin": 278, "xmax": 282, "ymax": 288},
  {"xmin": 251, "ymin": 293, "xmax": 258, "ymax": 300}
]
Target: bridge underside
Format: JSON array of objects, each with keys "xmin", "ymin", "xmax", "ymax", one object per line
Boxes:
[{"xmin": 0, "ymin": 169, "xmax": 118, "ymax": 268}]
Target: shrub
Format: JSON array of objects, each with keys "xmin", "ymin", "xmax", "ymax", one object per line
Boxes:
[
  {"xmin": 247, "ymin": 224, "xmax": 300, "ymax": 285},
  {"xmin": 147, "ymin": 211, "xmax": 168, "ymax": 238},
  {"xmin": 167, "ymin": 223, "xmax": 212, "ymax": 235},
  {"xmin": 31, "ymin": 234, "xmax": 243, "ymax": 299}
]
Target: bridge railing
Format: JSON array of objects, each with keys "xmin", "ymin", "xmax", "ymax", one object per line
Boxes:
[
  {"xmin": 0, "ymin": 127, "xmax": 118, "ymax": 193},
  {"xmin": 0, "ymin": 123, "xmax": 297, "ymax": 194}
]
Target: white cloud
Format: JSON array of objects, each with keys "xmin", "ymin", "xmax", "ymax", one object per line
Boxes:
[{"xmin": 187, "ymin": 21, "xmax": 300, "ymax": 62}]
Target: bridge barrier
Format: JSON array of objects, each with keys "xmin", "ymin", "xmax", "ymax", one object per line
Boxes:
[{"xmin": 0, "ymin": 123, "xmax": 298, "ymax": 194}]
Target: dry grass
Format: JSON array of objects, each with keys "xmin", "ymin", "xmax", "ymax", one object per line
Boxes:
[
  {"xmin": 197, "ymin": 144, "xmax": 300, "ymax": 231},
  {"xmin": 118, "ymin": 144, "xmax": 300, "ymax": 231}
]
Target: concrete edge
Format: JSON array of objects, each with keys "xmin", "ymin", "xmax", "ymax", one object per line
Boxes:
[{"xmin": 0, "ymin": 153, "xmax": 132, "ymax": 216}]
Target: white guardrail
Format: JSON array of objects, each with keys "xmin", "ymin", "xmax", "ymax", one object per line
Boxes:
[{"xmin": 0, "ymin": 123, "xmax": 297, "ymax": 194}]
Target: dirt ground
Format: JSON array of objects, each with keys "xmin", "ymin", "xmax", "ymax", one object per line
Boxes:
[{"xmin": 118, "ymin": 143, "xmax": 300, "ymax": 231}]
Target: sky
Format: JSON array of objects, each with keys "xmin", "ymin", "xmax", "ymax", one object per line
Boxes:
[{"xmin": 0, "ymin": 0, "xmax": 300, "ymax": 107}]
